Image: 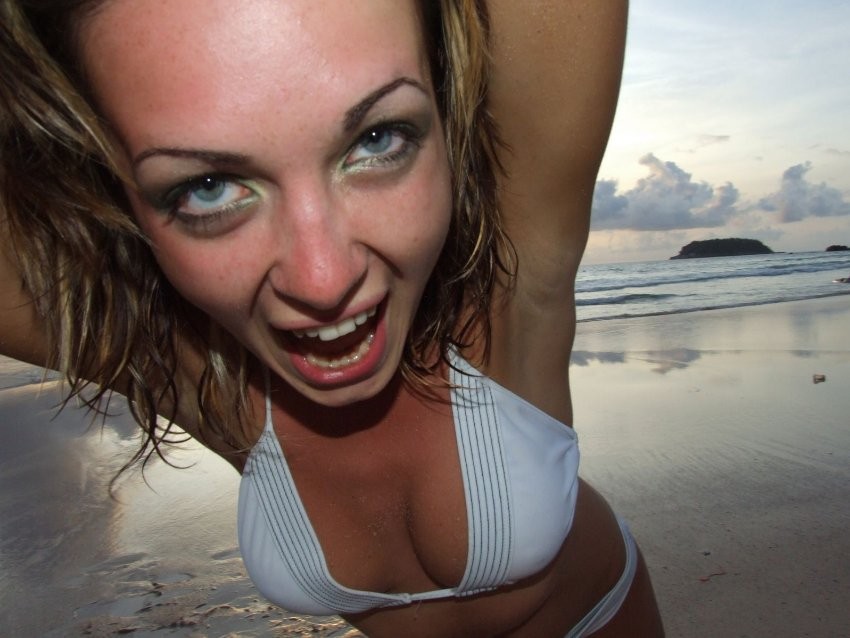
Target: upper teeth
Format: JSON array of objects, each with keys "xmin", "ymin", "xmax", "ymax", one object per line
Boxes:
[{"xmin": 291, "ymin": 306, "xmax": 376, "ymax": 341}]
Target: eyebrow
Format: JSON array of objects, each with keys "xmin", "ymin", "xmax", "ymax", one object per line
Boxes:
[
  {"xmin": 133, "ymin": 148, "xmax": 249, "ymax": 169},
  {"xmin": 344, "ymin": 76, "xmax": 428, "ymax": 132},
  {"xmin": 132, "ymin": 76, "xmax": 429, "ymax": 168}
]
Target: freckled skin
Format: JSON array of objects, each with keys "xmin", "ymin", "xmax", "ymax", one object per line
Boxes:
[
  {"xmin": 55, "ymin": 2, "xmax": 665, "ymax": 636},
  {"xmin": 82, "ymin": 0, "xmax": 452, "ymax": 407}
]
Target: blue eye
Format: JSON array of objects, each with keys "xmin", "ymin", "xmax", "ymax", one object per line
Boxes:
[
  {"xmin": 166, "ymin": 175, "xmax": 258, "ymax": 225},
  {"xmin": 191, "ymin": 178, "xmax": 229, "ymax": 204},
  {"xmin": 361, "ymin": 129, "xmax": 395, "ymax": 155},
  {"xmin": 345, "ymin": 123, "xmax": 420, "ymax": 168},
  {"xmin": 181, "ymin": 177, "xmax": 250, "ymax": 213}
]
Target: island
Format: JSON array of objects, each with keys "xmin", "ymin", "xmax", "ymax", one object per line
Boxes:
[
  {"xmin": 670, "ymin": 238, "xmax": 774, "ymax": 260},
  {"xmin": 826, "ymin": 245, "xmax": 849, "ymax": 252}
]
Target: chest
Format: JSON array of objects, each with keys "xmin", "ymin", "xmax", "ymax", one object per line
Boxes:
[
  {"xmin": 274, "ymin": 385, "xmax": 471, "ymax": 593},
  {"xmin": 241, "ymin": 364, "xmax": 580, "ymax": 605}
]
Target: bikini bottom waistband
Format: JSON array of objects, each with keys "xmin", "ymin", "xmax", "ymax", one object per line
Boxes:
[{"xmin": 565, "ymin": 516, "xmax": 638, "ymax": 638}]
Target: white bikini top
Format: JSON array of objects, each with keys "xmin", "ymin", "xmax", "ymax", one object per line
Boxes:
[{"xmin": 237, "ymin": 351, "xmax": 580, "ymax": 615}]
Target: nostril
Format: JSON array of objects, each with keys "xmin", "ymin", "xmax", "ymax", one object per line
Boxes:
[
  {"xmin": 266, "ymin": 259, "xmax": 368, "ymax": 314},
  {"xmin": 264, "ymin": 204, "xmax": 369, "ymax": 311}
]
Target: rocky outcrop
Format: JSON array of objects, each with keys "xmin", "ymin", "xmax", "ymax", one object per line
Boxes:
[
  {"xmin": 670, "ymin": 238, "xmax": 774, "ymax": 260},
  {"xmin": 825, "ymin": 245, "xmax": 849, "ymax": 252}
]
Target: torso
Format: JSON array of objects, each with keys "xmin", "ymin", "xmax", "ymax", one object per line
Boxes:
[
  {"xmin": 237, "ymin": 352, "xmax": 627, "ymax": 637},
  {"xmin": 175, "ymin": 3, "xmax": 636, "ymax": 630}
]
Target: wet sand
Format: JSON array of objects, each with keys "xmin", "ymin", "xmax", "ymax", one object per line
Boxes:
[
  {"xmin": 1, "ymin": 295, "xmax": 848, "ymax": 636},
  {"xmin": 573, "ymin": 295, "xmax": 850, "ymax": 637},
  {"xmin": 0, "ymin": 364, "xmax": 359, "ymax": 637}
]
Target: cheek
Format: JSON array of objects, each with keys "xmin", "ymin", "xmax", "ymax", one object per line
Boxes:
[
  {"xmin": 417, "ymin": 186, "xmax": 452, "ymax": 276},
  {"xmin": 386, "ymin": 147, "xmax": 453, "ymax": 278},
  {"xmin": 127, "ymin": 194, "xmax": 260, "ymax": 317},
  {"xmin": 141, "ymin": 224, "xmax": 261, "ymax": 320}
]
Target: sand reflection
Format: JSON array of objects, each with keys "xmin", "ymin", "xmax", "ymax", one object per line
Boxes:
[
  {"xmin": 572, "ymin": 297, "xmax": 850, "ymax": 637},
  {"xmin": 0, "ymin": 379, "xmax": 137, "ymax": 633},
  {"xmin": 0, "ymin": 361, "xmax": 360, "ymax": 636}
]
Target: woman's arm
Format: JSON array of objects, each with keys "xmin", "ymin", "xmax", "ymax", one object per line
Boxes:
[
  {"xmin": 0, "ymin": 221, "xmax": 245, "ymax": 464},
  {"xmin": 0, "ymin": 216, "xmax": 49, "ymax": 368},
  {"xmin": 484, "ymin": 0, "xmax": 628, "ymax": 419}
]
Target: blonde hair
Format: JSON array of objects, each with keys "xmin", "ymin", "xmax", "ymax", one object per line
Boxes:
[
  {"xmin": 0, "ymin": 0, "xmax": 511, "ymax": 466},
  {"xmin": 412, "ymin": 0, "xmax": 512, "ymax": 380}
]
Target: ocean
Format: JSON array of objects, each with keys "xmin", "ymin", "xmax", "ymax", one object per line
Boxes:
[{"xmin": 576, "ymin": 251, "xmax": 850, "ymax": 322}]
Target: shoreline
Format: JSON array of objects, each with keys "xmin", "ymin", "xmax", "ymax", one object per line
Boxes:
[
  {"xmin": 573, "ymin": 294, "xmax": 850, "ymax": 637},
  {"xmin": 576, "ymin": 249, "xmax": 850, "ymax": 322},
  {"xmin": 575, "ymin": 293, "xmax": 850, "ymax": 352},
  {"xmin": 1, "ymin": 295, "xmax": 848, "ymax": 636},
  {"xmin": 577, "ymin": 287, "xmax": 850, "ymax": 324}
]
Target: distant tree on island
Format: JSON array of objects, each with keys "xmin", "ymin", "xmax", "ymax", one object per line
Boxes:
[
  {"xmin": 825, "ymin": 245, "xmax": 849, "ymax": 252},
  {"xmin": 670, "ymin": 238, "xmax": 774, "ymax": 260}
]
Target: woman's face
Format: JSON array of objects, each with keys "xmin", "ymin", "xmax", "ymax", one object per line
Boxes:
[{"xmin": 82, "ymin": 0, "xmax": 452, "ymax": 406}]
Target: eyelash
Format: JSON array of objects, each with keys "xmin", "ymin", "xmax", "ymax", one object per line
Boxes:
[
  {"xmin": 344, "ymin": 121, "xmax": 424, "ymax": 170},
  {"xmin": 151, "ymin": 121, "xmax": 425, "ymax": 232},
  {"xmin": 155, "ymin": 174, "xmax": 257, "ymax": 231}
]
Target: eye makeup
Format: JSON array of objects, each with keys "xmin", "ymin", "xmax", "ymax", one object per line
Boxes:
[
  {"xmin": 131, "ymin": 77, "xmax": 437, "ymax": 236},
  {"xmin": 140, "ymin": 172, "xmax": 261, "ymax": 235},
  {"xmin": 343, "ymin": 120, "xmax": 426, "ymax": 171}
]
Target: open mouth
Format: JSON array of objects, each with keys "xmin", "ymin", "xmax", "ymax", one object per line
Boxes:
[{"xmin": 283, "ymin": 303, "xmax": 382, "ymax": 370}]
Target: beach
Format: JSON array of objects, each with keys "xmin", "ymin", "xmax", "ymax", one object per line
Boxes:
[
  {"xmin": 1, "ymin": 295, "xmax": 848, "ymax": 636},
  {"xmin": 0, "ymin": 364, "xmax": 357, "ymax": 637},
  {"xmin": 573, "ymin": 295, "xmax": 850, "ymax": 637}
]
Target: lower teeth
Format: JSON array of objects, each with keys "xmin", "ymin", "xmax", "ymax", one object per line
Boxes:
[{"xmin": 305, "ymin": 333, "xmax": 375, "ymax": 369}]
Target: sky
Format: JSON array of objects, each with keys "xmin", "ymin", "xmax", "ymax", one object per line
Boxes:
[{"xmin": 586, "ymin": 0, "xmax": 850, "ymax": 263}]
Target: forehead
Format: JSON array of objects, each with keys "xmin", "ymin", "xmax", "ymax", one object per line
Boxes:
[{"xmin": 81, "ymin": 0, "xmax": 429, "ymax": 150}]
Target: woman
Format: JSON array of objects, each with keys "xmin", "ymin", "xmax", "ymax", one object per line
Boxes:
[{"xmin": 0, "ymin": 0, "xmax": 663, "ymax": 635}]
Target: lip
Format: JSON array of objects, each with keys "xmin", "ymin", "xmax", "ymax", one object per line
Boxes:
[
  {"xmin": 276, "ymin": 294, "xmax": 386, "ymax": 335},
  {"xmin": 279, "ymin": 297, "xmax": 389, "ymax": 389}
]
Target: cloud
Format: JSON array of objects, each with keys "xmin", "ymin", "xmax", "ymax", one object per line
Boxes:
[
  {"xmin": 696, "ymin": 134, "xmax": 730, "ymax": 146},
  {"xmin": 676, "ymin": 134, "xmax": 731, "ymax": 154},
  {"xmin": 592, "ymin": 154, "xmax": 739, "ymax": 231},
  {"xmin": 757, "ymin": 162, "xmax": 850, "ymax": 222}
]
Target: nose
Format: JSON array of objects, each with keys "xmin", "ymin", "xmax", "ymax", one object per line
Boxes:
[{"xmin": 265, "ymin": 184, "xmax": 367, "ymax": 313}]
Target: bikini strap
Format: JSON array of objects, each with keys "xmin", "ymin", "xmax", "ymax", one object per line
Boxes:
[{"xmin": 263, "ymin": 366, "xmax": 273, "ymax": 429}]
